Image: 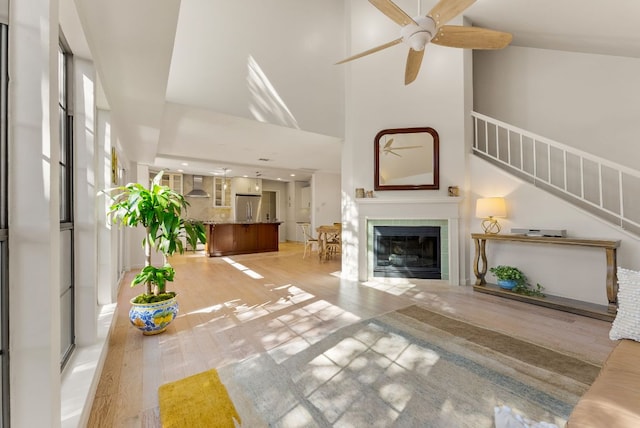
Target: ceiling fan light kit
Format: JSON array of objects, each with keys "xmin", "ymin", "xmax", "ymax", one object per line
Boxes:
[
  {"xmin": 400, "ymin": 16, "xmax": 436, "ymax": 51},
  {"xmin": 338, "ymin": 0, "xmax": 513, "ymax": 85}
]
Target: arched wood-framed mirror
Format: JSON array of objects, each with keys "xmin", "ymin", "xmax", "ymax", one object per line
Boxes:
[{"xmin": 374, "ymin": 127, "xmax": 439, "ymax": 191}]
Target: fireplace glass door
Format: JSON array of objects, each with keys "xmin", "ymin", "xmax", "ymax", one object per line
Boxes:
[{"xmin": 373, "ymin": 226, "xmax": 441, "ymax": 279}]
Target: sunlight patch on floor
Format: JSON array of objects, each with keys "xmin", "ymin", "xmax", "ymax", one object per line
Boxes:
[
  {"xmin": 362, "ymin": 278, "xmax": 417, "ymax": 296},
  {"xmin": 261, "ymin": 299, "xmax": 362, "ymax": 365},
  {"xmin": 221, "ymin": 256, "xmax": 264, "ymax": 279},
  {"xmin": 187, "ymin": 303, "xmax": 224, "ymax": 315},
  {"xmin": 235, "ymin": 303, "xmax": 270, "ymax": 322},
  {"xmin": 273, "ymin": 321, "xmax": 440, "ymax": 426}
]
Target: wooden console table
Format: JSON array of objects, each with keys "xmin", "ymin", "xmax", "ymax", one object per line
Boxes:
[{"xmin": 472, "ymin": 233, "xmax": 620, "ymax": 321}]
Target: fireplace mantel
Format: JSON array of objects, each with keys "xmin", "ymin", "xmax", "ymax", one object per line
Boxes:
[
  {"xmin": 356, "ymin": 197, "xmax": 461, "ymax": 206},
  {"xmin": 355, "ymin": 197, "xmax": 462, "ymax": 284}
]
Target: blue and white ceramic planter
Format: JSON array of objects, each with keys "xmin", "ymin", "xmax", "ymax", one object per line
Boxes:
[
  {"xmin": 129, "ymin": 295, "xmax": 179, "ymax": 335},
  {"xmin": 497, "ymin": 279, "xmax": 517, "ymax": 290}
]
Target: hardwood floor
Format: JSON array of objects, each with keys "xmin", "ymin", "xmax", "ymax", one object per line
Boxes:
[{"xmin": 87, "ymin": 242, "xmax": 616, "ymax": 427}]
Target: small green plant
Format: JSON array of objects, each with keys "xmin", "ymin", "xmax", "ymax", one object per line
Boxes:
[
  {"xmin": 489, "ymin": 265, "xmax": 545, "ymax": 297},
  {"xmin": 513, "ymin": 282, "xmax": 545, "ymax": 297},
  {"xmin": 131, "ymin": 264, "xmax": 176, "ymax": 292},
  {"xmin": 489, "ymin": 265, "xmax": 526, "ymax": 285},
  {"xmin": 131, "ymin": 291, "xmax": 177, "ymax": 304}
]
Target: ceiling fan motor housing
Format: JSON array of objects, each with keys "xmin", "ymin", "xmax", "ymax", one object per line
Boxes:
[{"xmin": 400, "ymin": 16, "xmax": 437, "ymax": 51}]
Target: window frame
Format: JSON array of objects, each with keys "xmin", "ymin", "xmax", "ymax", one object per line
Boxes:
[{"xmin": 58, "ymin": 35, "xmax": 75, "ymax": 369}]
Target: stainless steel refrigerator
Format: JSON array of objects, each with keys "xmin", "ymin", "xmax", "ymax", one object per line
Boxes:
[{"xmin": 235, "ymin": 194, "xmax": 262, "ymax": 222}]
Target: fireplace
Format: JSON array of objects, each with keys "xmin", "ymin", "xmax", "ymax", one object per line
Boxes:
[
  {"xmin": 354, "ymin": 197, "xmax": 460, "ymax": 284},
  {"xmin": 373, "ymin": 226, "xmax": 441, "ymax": 279}
]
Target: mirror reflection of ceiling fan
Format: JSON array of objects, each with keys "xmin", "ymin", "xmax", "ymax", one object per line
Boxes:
[
  {"xmin": 337, "ymin": 0, "xmax": 512, "ymax": 85},
  {"xmin": 383, "ymin": 138, "xmax": 423, "ymax": 157}
]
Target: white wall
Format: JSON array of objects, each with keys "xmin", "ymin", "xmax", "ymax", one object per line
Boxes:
[
  {"xmin": 471, "ymin": 44, "xmax": 640, "ymax": 301},
  {"xmin": 294, "ymin": 181, "xmax": 311, "ymax": 224},
  {"xmin": 311, "ymin": 172, "xmax": 341, "ymax": 228},
  {"xmin": 474, "ymin": 46, "xmax": 640, "ymax": 170},
  {"xmin": 470, "ymin": 156, "xmax": 640, "ymax": 305},
  {"xmin": 342, "ymin": 0, "xmax": 471, "ymax": 282},
  {"xmin": 72, "ymin": 57, "xmax": 98, "ymax": 347},
  {"xmin": 10, "ymin": 1, "xmax": 62, "ymax": 426},
  {"xmin": 97, "ymin": 109, "xmax": 119, "ymax": 305},
  {"xmin": 167, "ymin": 0, "xmax": 345, "ymax": 139}
]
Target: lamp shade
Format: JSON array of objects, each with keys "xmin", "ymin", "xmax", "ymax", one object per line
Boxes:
[{"xmin": 476, "ymin": 197, "xmax": 506, "ymax": 219}]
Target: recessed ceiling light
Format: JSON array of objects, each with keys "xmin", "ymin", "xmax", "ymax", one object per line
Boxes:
[
  {"xmin": 181, "ymin": 162, "xmax": 189, "ymax": 166},
  {"xmin": 290, "ymin": 174, "xmax": 295, "ymax": 177},
  {"xmin": 177, "ymin": 169, "xmax": 184, "ymax": 172},
  {"xmin": 277, "ymin": 178, "xmax": 282, "ymax": 181},
  {"xmin": 243, "ymin": 175, "xmax": 248, "ymax": 178}
]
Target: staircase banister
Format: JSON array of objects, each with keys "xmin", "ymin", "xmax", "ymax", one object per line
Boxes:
[{"xmin": 471, "ymin": 111, "xmax": 640, "ymax": 179}]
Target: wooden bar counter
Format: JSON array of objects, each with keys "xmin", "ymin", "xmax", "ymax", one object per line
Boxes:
[{"xmin": 205, "ymin": 222, "xmax": 281, "ymax": 257}]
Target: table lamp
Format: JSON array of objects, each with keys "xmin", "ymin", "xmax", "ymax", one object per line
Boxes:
[{"xmin": 476, "ymin": 197, "xmax": 506, "ymax": 234}]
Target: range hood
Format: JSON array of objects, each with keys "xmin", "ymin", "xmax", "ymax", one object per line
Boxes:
[{"xmin": 185, "ymin": 175, "xmax": 210, "ymax": 198}]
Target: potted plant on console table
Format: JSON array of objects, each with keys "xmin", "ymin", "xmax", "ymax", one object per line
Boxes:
[
  {"xmin": 489, "ymin": 265, "xmax": 545, "ymax": 297},
  {"xmin": 104, "ymin": 171, "xmax": 206, "ymax": 335}
]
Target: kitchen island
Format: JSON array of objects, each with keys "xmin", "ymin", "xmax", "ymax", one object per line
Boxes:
[{"xmin": 204, "ymin": 222, "xmax": 281, "ymax": 257}]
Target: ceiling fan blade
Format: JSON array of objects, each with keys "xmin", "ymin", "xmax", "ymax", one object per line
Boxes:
[
  {"xmin": 391, "ymin": 145, "xmax": 423, "ymax": 150},
  {"xmin": 369, "ymin": 0, "xmax": 417, "ymax": 26},
  {"xmin": 427, "ymin": 0, "xmax": 476, "ymax": 27},
  {"xmin": 405, "ymin": 48, "xmax": 425, "ymax": 85},
  {"xmin": 432, "ymin": 26, "xmax": 512, "ymax": 49},
  {"xmin": 335, "ymin": 38, "xmax": 403, "ymax": 65}
]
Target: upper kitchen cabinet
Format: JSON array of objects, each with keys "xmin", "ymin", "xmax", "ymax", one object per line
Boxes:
[
  {"xmin": 300, "ymin": 186, "xmax": 311, "ymax": 209},
  {"xmin": 213, "ymin": 177, "xmax": 231, "ymax": 207},
  {"xmin": 150, "ymin": 171, "xmax": 183, "ymax": 194},
  {"xmin": 232, "ymin": 177, "xmax": 262, "ymax": 195}
]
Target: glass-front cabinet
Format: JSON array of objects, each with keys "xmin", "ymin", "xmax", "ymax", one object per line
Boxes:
[
  {"xmin": 150, "ymin": 171, "xmax": 183, "ymax": 194},
  {"xmin": 213, "ymin": 177, "xmax": 231, "ymax": 207}
]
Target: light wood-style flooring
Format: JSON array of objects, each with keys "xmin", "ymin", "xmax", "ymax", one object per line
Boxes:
[{"xmin": 88, "ymin": 242, "xmax": 616, "ymax": 427}]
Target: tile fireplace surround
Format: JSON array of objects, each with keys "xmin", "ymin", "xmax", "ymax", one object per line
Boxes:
[{"xmin": 356, "ymin": 197, "xmax": 462, "ymax": 285}]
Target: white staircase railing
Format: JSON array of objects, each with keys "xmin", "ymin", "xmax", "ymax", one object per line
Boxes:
[{"xmin": 472, "ymin": 111, "xmax": 640, "ymax": 237}]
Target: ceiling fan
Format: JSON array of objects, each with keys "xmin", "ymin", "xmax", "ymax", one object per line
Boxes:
[
  {"xmin": 337, "ymin": 0, "xmax": 512, "ymax": 85},
  {"xmin": 382, "ymin": 138, "xmax": 423, "ymax": 157}
]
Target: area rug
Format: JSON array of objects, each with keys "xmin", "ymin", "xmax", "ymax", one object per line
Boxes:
[
  {"xmin": 158, "ymin": 368, "xmax": 241, "ymax": 428},
  {"xmin": 217, "ymin": 305, "xmax": 601, "ymax": 427}
]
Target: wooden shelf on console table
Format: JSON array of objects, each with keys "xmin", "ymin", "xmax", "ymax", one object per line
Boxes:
[
  {"xmin": 473, "ymin": 283, "xmax": 615, "ymax": 322},
  {"xmin": 471, "ymin": 233, "xmax": 620, "ymax": 321}
]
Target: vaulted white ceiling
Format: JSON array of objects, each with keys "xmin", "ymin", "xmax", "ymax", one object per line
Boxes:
[{"xmin": 63, "ymin": 0, "xmax": 640, "ymax": 181}]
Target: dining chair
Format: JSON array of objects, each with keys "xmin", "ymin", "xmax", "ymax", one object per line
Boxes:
[
  {"xmin": 299, "ymin": 223, "xmax": 318, "ymax": 258},
  {"xmin": 324, "ymin": 226, "xmax": 341, "ymax": 259}
]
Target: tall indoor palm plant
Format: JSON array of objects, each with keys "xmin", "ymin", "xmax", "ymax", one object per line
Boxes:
[{"xmin": 104, "ymin": 171, "xmax": 206, "ymax": 334}]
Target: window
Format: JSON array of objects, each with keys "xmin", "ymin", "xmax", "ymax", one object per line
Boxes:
[
  {"xmin": 0, "ymin": 23, "xmax": 8, "ymax": 427},
  {"xmin": 59, "ymin": 37, "xmax": 75, "ymax": 368}
]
